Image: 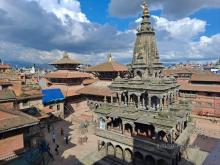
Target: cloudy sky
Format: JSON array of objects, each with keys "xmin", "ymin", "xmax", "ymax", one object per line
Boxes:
[{"xmin": 0, "ymin": 0, "xmax": 219, "ymax": 65}]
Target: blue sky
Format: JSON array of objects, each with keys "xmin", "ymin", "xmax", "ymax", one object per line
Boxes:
[{"xmin": 0, "ymin": 0, "xmax": 219, "ymax": 64}]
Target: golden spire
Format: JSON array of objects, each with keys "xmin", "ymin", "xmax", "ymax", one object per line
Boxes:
[
  {"xmin": 141, "ymin": 0, "xmax": 149, "ymax": 17},
  {"xmin": 108, "ymin": 53, "xmax": 112, "ymax": 62}
]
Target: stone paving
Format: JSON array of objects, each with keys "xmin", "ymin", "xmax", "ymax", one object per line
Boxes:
[
  {"xmin": 42, "ymin": 113, "xmax": 220, "ymax": 165},
  {"xmin": 183, "ymin": 117, "xmax": 220, "ymax": 165},
  {"xmin": 43, "ymin": 115, "xmax": 98, "ymax": 165}
]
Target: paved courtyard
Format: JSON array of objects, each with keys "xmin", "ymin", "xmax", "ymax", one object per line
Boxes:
[
  {"xmin": 43, "ymin": 115, "xmax": 98, "ymax": 165},
  {"xmin": 184, "ymin": 116, "xmax": 220, "ymax": 165}
]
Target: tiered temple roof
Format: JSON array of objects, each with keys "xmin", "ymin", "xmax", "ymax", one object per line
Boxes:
[
  {"xmin": 46, "ymin": 52, "xmax": 94, "ymax": 98},
  {"xmin": 78, "ymin": 80, "xmax": 115, "ymax": 97},
  {"xmin": 85, "ymin": 55, "xmax": 127, "ymax": 72},
  {"xmin": 46, "ymin": 70, "xmax": 92, "ymax": 79},
  {"xmin": 50, "ymin": 52, "xmax": 81, "ymax": 65},
  {"xmin": 78, "ymin": 55, "xmax": 127, "ymax": 97}
]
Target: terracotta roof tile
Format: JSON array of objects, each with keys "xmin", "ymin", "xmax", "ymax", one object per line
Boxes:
[
  {"xmin": 47, "ymin": 84, "xmax": 84, "ymax": 97},
  {"xmin": 0, "ymin": 109, "xmax": 39, "ymax": 133},
  {"xmin": 190, "ymin": 73, "xmax": 220, "ymax": 82},
  {"xmin": 180, "ymin": 84, "xmax": 220, "ymax": 93},
  {"xmin": 77, "ymin": 80, "xmax": 115, "ymax": 97},
  {"xmin": 0, "ymin": 80, "xmax": 12, "ymax": 86},
  {"xmin": 85, "ymin": 61, "xmax": 128, "ymax": 72},
  {"xmin": 0, "ymin": 90, "xmax": 16, "ymax": 102},
  {"xmin": 0, "ymin": 64, "xmax": 11, "ymax": 69},
  {"xmin": 82, "ymin": 79, "xmax": 97, "ymax": 85},
  {"xmin": 46, "ymin": 70, "xmax": 92, "ymax": 79},
  {"xmin": 50, "ymin": 53, "xmax": 81, "ymax": 65}
]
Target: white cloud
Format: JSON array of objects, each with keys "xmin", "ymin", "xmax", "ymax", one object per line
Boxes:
[
  {"xmin": 189, "ymin": 34, "xmax": 220, "ymax": 59},
  {"xmin": 152, "ymin": 16, "xmax": 206, "ymax": 41},
  {"xmin": 0, "ymin": 0, "xmax": 219, "ymax": 65},
  {"xmin": 150, "ymin": 16, "xmax": 219, "ymax": 62},
  {"xmin": 108, "ymin": 0, "xmax": 220, "ymax": 19},
  {"xmin": 29, "ymin": 0, "xmax": 89, "ymax": 24},
  {"xmin": 0, "ymin": 0, "xmax": 135, "ymax": 62}
]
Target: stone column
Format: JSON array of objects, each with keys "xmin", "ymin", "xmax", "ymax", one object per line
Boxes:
[
  {"xmin": 170, "ymin": 131, "xmax": 173, "ymax": 143},
  {"xmin": 137, "ymin": 94, "xmax": 141, "ymax": 108},
  {"xmin": 98, "ymin": 140, "xmax": 100, "ymax": 151},
  {"xmin": 128, "ymin": 93, "xmax": 131, "ymax": 104},
  {"xmin": 119, "ymin": 93, "xmax": 122, "ymax": 104},
  {"xmin": 122, "ymin": 124, "xmax": 125, "ymax": 134},
  {"xmin": 111, "ymin": 95, "xmax": 113, "ymax": 103},
  {"xmin": 142, "ymin": 97, "xmax": 145, "ymax": 109},
  {"xmin": 132, "ymin": 125, "xmax": 136, "ymax": 136},
  {"xmin": 176, "ymin": 91, "xmax": 179, "ymax": 101},
  {"xmin": 160, "ymin": 97, "xmax": 163, "ymax": 110},
  {"xmin": 124, "ymin": 94, "xmax": 128, "ymax": 105},
  {"xmin": 148, "ymin": 96, "xmax": 151, "ymax": 109},
  {"xmin": 172, "ymin": 129, "xmax": 176, "ymax": 142}
]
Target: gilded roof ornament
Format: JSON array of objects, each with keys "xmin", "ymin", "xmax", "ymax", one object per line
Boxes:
[
  {"xmin": 108, "ymin": 53, "xmax": 112, "ymax": 62},
  {"xmin": 63, "ymin": 51, "xmax": 69, "ymax": 59},
  {"xmin": 141, "ymin": 1, "xmax": 150, "ymax": 17}
]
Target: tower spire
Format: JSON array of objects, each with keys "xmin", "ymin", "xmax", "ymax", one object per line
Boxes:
[
  {"xmin": 141, "ymin": 1, "xmax": 150, "ymax": 18},
  {"xmin": 108, "ymin": 53, "xmax": 112, "ymax": 62}
]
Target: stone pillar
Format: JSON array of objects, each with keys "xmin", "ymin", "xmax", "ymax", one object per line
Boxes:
[
  {"xmin": 160, "ymin": 98, "xmax": 163, "ymax": 110},
  {"xmin": 124, "ymin": 94, "xmax": 128, "ymax": 105},
  {"xmin": 148, "ymin": 129, "xmax": 151, "ymax": 137},
  {"xmin": 148, "ymin": 96, "xmax": 151, "ymax": 109},
  {"xmin": 119, "ymin": 94, "xmax": 122, "ymax": 104},
  {"xmin": 172, "ymin": 129, "xmax": 176, "ymax": 142},
  {"xmin": 111, "ymin": 95, "xmax": 113, "ymax": 103},
  {"xmin": 170, "ymin": 131, "xmax": 173, "ymax": 143},
  {"xmin": 132, "ymin": 125, "xmax": 136, "ymax": 136},
  {"xmin": 142, "ymin": 97, "xmax": 145, "ymax": 109},
  {"xmin": 105, "ymin": 143, "xmax": 108, "ymax": 155},
  {"xmin": 122, "ymin": 124, "xmax": 124, "ymax": 134},
  {"xmin": 137, "ymin": 94, "xmax": 141, "ymax": 108},
  {"xmin": 128, "ymin": 93, "xmax": 131, "ymax": 104},
  {"xmin": 98, "ymin": 140, "xmax": 100, "ymax": 151}
]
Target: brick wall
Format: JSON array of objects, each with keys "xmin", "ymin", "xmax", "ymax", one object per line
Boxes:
[{"xmin": 0, "ymin": 134, "xmax": 24, "ymax": 159}]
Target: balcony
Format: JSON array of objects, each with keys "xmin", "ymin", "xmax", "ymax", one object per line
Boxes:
[{"xmin": 96, "ymin": 129, "xmax": 179, "ymax": 157}]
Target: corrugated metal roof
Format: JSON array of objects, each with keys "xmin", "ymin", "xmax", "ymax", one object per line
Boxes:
[{"xmin": 42, "ymin": 88, "xmax": 64, "ymax": 104}]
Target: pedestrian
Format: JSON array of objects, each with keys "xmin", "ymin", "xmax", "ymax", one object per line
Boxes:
[
  {"xmin": 52, "ymin": 132, "xmax": 56, "ymax": 143},
  {"xmin": 65, "ymin": 135, "xmax": 69, "ymax": 144},
  {"xmin": 61, "ymin": 128, "xmax": 64, "ymax": 136},
  {"xmin": 47, "ymin": 144, "xmax": 54, "ymax": 160},
  {"xmin": 47, "ymin": 143, "xmax": 50, "ymax": 152},
  {"xmin": 55, "ymin": 144, "xmax": 59, "ymax": 155}
]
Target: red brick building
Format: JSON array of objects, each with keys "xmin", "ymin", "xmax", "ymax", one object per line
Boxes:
[
  {"xmin": 0, "ymin": 109, "xmax": 39, "ymax": 161},
  {"xmin": 163, "ymin": 68, "xmax": 220, "ymax": 117}
]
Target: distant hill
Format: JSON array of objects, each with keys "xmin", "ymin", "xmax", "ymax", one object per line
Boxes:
[{"xmin": 4, "ymin": 60, "xmax": 52, "ymax": 69}]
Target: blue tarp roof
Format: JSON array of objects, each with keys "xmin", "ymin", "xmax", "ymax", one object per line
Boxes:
[{"xmin": 42, "ymin": 88, "xmax": 64, "ymax": 105}]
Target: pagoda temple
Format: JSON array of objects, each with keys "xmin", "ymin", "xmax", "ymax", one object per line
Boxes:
[
  {"xmin": 45, "ymin": 52, "xmax": 92, "ymax": 111},
  {"xmin": 92, "ymin": 2, "xmax": 192, "ymax": 165},
  {"xmin": 78, "ymin": 54, "xmax": 128, "ymax": 109}
]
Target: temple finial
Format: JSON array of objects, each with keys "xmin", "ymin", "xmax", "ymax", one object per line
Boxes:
[
  {"xmin": 63, "ymin": 51, "xmax": 69, "ymax": 58},
  {"xmin": 108, "ymin": 53, "xmax": 112, "ymax": 62},
  {"xmin": 141, "ymin": 0, "xmax": 150, "ymax": 18}
]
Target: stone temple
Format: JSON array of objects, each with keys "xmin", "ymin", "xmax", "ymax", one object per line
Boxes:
[{"xmin": 93, "ymin": 2, "xmax": 192, "ymax": 165}]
